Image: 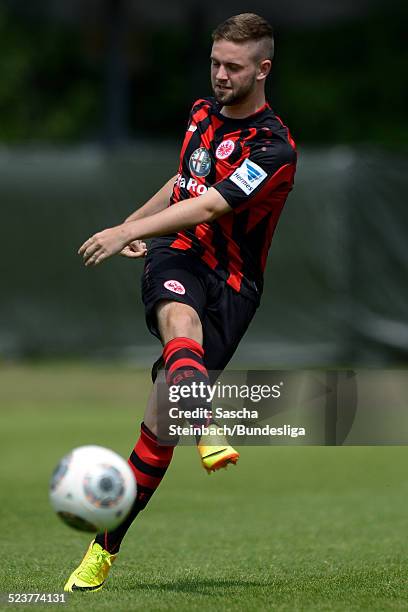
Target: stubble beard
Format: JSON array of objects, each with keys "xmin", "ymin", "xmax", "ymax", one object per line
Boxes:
[{"xmin": 213, "ymin": 75, "xmax": 257, "ymax": 107}]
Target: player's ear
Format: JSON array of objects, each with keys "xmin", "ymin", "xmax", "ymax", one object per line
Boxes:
[{"xmin": 257, "ymin": 59, "xmax": 271, "ymax": 81}]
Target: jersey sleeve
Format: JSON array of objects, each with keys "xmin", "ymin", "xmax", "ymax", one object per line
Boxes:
[
  {"xmin": 186, "ymin": 98, "xmax": 210, "ymax": 128},
  {"xmin": 213, "ymin": 138, "xmax": 297, "ymax": 212}
]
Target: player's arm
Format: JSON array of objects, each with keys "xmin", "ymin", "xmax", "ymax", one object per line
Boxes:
[
  {"xmin": 124, "ymin": 175, "xmax": 178, "ymax": 223},
  {"xmin": 78, "ymin": 188, "xmax": 232, "ymax": 267},
  {"xmin": 119, "ymin": 174, "xmax": 178, "ymax": 259}
]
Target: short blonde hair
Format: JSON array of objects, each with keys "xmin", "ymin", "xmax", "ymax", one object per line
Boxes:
[{"xmin": 212, "ymin": 13, "xmax": 274, "ymax": 61}]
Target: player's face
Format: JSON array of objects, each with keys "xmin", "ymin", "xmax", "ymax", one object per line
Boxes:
[{"xmin": 211, "ymin": 39, "xmax": 261, "ymax": 106}]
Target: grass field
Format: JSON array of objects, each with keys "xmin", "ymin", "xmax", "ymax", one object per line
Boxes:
[{"xmin": 1, "ymin": 363, "xmax": 408, "ymax": 611}]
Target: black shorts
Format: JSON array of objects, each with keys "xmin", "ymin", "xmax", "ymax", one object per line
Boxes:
[{"xmin": 141, "ymin": 247, "xmax": 259, "ymax": 382}]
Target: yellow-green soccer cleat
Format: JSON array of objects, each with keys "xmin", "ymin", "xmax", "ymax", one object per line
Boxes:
[
  {"xmin": 64, "ymin": 540, "xmax": 117, "ymax": 592},
  {"xmin": 198, "ymin": 432, "xmax": 239, "ymax": 473}
]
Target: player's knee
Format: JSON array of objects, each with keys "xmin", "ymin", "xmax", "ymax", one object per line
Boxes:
[
  {"xmin": 156, "ymin": 300, "xmax": 202, "ymax": 344},
  {"xmin": 171, "ymin": 309, "xmax": 200, "ymax": 336}
]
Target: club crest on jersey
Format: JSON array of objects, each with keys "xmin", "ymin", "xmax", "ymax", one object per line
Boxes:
[
  {"xmin": 189, "ymin": 147, "xmax": 211, "ymax": 177},
  {"xmin": 216, "ymin": 139, "xmax": 235, "ymax": 160},
  {"xmin": 164, "ymin": 280, "xmax": 186, "ymax": 295}
]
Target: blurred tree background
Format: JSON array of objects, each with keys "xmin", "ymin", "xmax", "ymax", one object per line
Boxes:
[
  {"xmin": 0, "ymin": 6, "xmax": 100, "ymax": 142},
  {"xmin": 0, "ymin": 0, "xmax": 406, "ymax": 148}
]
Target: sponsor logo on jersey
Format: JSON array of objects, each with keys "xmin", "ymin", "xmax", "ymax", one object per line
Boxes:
[
  {"xmin": 176, "ymin": 174, "xmax": 208, "ymax": 195},
  {"xmin": 164, "ymin": 280, "xmax": 186, "ymax": 295},
  {"xmin": 189, "ymin": 147, "xmax": 211, "ymax": 177},
  {"xmin": 229, "ymin": 159, "xmax": 267, "ymax": 195},
  {"xmin": 216, "ymin": 139, "xmax": 235, "ymax": 160}
]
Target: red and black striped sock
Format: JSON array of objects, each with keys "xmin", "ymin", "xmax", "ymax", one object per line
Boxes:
[
  {"xmin": 94, "ymin": 422, "xmax": 175, "ymax": 554},
  {"xmin": 163, "ymin": 337, "xmax": 213, "ymax": 433}
]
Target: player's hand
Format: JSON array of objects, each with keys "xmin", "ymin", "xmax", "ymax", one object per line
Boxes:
[
  {"xmin": 120, "ymin": 240, "xmax": 147, "ymax": 259},
  {"xmin": 78, "ymin": 225, "xmax": 131, "ymax": 266}
]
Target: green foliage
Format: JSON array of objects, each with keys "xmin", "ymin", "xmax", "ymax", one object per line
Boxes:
[
  {"xmin": 0, "ymin": 8, "xmax": 100, "ymax": 143},
  {"xmin": 276, "ymin": 2, "xmax": 408, "ymax": 147},
  {"xmin": 0, "ymin": 3, "xmax": 406, "ymax": 148}
]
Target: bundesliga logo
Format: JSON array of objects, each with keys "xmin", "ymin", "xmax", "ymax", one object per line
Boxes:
[{"xmin": 216, "ymin": 139, "xmax": 235, "ymax": 160}]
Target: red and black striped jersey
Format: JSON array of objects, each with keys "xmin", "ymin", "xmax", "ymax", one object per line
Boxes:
[{"xmin": 150, "ymin": 97, "xmax": 297, "ymax": 302}]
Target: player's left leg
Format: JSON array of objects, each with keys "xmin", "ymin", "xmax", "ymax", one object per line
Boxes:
[
  {"xmin": 196, "ymin": 274, "xmax": 259, "ymax": 471},
  {"xmin": 149, "ymin": 279, "xmax": 259, "ymax": 472},
  {"xmin": 155, "ymin": 300, "xmax": 214, "ymax": 436},
  {"xmin": 140, "ymin": 251, "xmax": 235, "ymax": 451},
  {"xmin": 143, "ymin": 261, "xmax": 259, "ymax": 473}
]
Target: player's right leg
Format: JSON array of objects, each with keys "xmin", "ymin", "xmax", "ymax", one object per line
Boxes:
[
  {"xmin": 63, "ymin": 540, "xmax": 117, "ymax": 592},
  {"xmin": 64, "ymin": 411, "xmax": 176, "ymax": 592},
  {"xmin": 63, "ymin": 250, "xmax": 242, "ymax": 592},
  {"xmin": 64, "ymin": 258, "xmax": 208, "ymax": 592}
]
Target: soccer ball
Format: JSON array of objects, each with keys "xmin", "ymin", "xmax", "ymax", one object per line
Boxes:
[{"xmin": 49, "ymin": 445, "xmax": 137, "ymax": 532}]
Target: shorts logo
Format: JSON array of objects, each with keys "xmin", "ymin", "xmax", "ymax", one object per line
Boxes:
[
  {"xmin": 229, "ymin": 158, "xmax": 267, "ymax": 195},
  {"xmin": 164, "ymin": 280, "xmax": 186, "ymax": 295},
  {"xmin": 216, "ymin": 139, "xmax": 235, "ymax": 160},
  {"xmin": 189, "ymin": 147, "xmax": 211, "ymax": 177}
]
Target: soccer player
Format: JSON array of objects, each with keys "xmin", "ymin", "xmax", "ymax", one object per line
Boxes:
[{"xmin": 64, "ymin": 13, "xmax": 296, "ymax": 592}]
